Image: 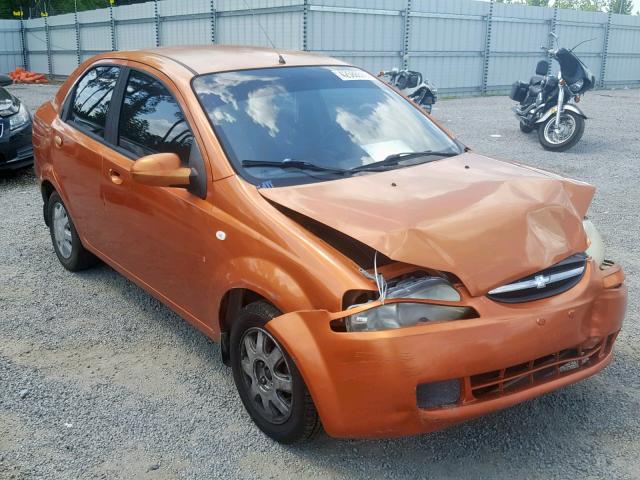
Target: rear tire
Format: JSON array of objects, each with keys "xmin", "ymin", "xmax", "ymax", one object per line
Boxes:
[
  {"xmin": 47, "ymin": 192, "xmax": 98, "ymax": 271},
  {"xmin": 230, "ymin": 301, "xmax": 320, "ymax": 444},
  {"xmin": 537, "ymin": 111, "xmax": 585, "ymax": 151},
  {"xmin": 519, "ymin": 121, "xmax": 535, "ymax": 133}
]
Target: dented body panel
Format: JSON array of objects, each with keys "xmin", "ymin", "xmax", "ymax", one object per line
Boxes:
[
  {"xmin": 267, "ymin": 262, "xmax": 626, "ymax": 438},
  {"xmin": 261, "ymin": 153, "xmax": 595, "ymax": 296}
]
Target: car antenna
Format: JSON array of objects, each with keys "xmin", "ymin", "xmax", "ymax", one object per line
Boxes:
[{"xmin": 240, "ymin": 0, "xmax": 286, "ymax": 65}]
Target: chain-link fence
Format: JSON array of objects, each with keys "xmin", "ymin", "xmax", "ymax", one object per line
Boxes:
[{"xmin": 1, "ymin": 0, "xmax": 639, "ymax": 95}]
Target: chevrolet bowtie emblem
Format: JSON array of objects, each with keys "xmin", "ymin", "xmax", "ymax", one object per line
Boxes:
[{"xmin": 534, "ymin": 275, "xmax": 550, "ymax": 289}]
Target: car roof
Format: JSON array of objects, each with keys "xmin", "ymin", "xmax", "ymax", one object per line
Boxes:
[{"xmin": 101, "ymin": 45, "xmax": 348, "ymax": 76}]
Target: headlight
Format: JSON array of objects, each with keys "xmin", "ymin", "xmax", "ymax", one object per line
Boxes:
[
  {"xmin": 583, "ymin": 218, "xmax": 604, "ymax": 266},
  {"xmin": 569, "ymin": 78, "xmax": 584, "ymax": 93},
  {"xmin": 9, "ymin": 102, "xmax": 30, "ymax": 130},
  {"xmin": 345, "ymin": 275, "xmax": 474, "ymax": 332},
  {"xmin": 346, "ymin": 302, "xmax": 474, "ymax": 332}
]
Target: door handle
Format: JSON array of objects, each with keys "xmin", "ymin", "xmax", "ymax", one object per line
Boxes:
[
  {"xmin": 54, "ymin": 135, "xmax": 63, "ymax": 148},
  {"xmin": 109, "ymin": 168, "xmax": 124, "ymax": 185}
]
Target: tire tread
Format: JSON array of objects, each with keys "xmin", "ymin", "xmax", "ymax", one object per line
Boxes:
[
  {"xmin": 230, "ymin": 301, "xmax": 320, "ymax": 444},
  {"xmin": 537, "ymin": 111, "xmax": 585, "ymax": 152},
  {"xmin": 47, "ymin": 192, "xmax": 98, "ymax": 271}
]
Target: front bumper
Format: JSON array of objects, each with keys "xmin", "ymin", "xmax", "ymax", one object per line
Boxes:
[
  {"xmin": 267, "ymin": 262, "xmax": 626, "ymax": 438},
  {"xmin": 0, "ymin": 122, "xmax": 33, "ymax": 170}
]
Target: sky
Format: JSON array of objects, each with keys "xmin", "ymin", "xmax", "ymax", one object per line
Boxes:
[{"xmin": 618, "ymin": 0, "xmax": 640, "ymax": 13}]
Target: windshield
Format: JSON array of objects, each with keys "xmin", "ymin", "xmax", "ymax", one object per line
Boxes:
[
  {"xmin": 193, "ymin": 66, "xmax": 461, "ymax": 186},
  {"xmin": 556, "ymin": 48, "xmax": 592, "ymax": 86}
]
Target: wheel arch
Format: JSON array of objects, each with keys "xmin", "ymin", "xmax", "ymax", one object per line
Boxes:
[
  {"xmin": 218, "ymin": 288, "xmax": 278, "ymax": 333},
  {"xmin": 41, "ymin": 180, "xmax": 56, "ymax": 227},
  {"xmin": 218, "ymin": 287, "xmax": 280, "ymax": 366}
]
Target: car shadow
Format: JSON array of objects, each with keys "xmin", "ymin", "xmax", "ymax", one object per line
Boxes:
[
  {"xmin": 284, "ymin": 348, "xmax": 637, "ymax": 478},
  {"xmin": 75, "ymin": 263, "xmax": 636, "ymax": 478},
  {"xmin": 74, "ymin": 262, "xmax": 222, "ymax": 360},
  {"xmin": 0, "ymin": 165, "xmax": 34, "ymax": 183}
]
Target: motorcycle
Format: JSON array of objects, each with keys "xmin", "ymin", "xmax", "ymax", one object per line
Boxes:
[
  {"xmin": 378, "ymin": 68, "xmax": 438, "ymax": 114},
  {"xmin": 510, "ymin": 33, "xmax": 596, "ymax": 151}
]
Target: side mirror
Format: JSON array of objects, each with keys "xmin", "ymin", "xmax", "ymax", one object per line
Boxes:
[{"xmin": 130, "ymin": 152, "xmax": 191, "ymax": 188}]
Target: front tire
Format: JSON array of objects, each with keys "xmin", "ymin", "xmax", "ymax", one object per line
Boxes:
[
  {"xmin": 537, "ymin": 111, "xmax": 585, "ymax": 151},
  {"xmin": 47, "ymin": 192, "xmax": 98, "ymax": 271},
  {"xmin": 230, "ymin": 301, "xmax": 320, "ymax": 443}
]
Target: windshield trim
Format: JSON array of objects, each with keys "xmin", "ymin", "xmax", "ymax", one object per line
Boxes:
[{"xmin": 190, "ymin": 64, "xmax": 465, "ymax": 187}]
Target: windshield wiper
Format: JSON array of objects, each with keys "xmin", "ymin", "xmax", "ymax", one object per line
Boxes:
[
  {"xmin": 348, "ymin": 150, "xmax": 459, "ymax": 173},
  {"xmin": 241, "ymin": 150, "xmax": 459, "ymax": 177},
  {"xmin": 241, "ymin": 159, "xmax": 350, "ymax": 175}
]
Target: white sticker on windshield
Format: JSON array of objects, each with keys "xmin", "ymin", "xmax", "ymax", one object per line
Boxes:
[{"xmin": 328, "ymin": 68, "xmax": 372, "ymax": 81}]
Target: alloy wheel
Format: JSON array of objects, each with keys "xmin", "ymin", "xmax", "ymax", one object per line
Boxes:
[
  {"xmin": 52, "ymin": 202, "xmax": 73, "ymax": 259},
  {"xmin": 543, "ymin": 113, "xmax": 576, "ymax": 145},
  {"xmin": 239, "ymin": 327, "xmax": 293, "ymax": 424}
]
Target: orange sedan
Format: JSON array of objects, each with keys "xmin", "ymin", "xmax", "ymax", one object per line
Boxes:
[{"xmin": 32, "ymin": 46, "xmax": 627, "ymax": 443}]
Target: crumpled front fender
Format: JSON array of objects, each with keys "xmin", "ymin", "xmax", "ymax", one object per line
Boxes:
[
  {"xmin": 265, "ymin": 264, "xmax": 626, "ymax": 439},
  {"xmin": 266, "ymin": 308, "xmax": 422, "ymax": 438}
]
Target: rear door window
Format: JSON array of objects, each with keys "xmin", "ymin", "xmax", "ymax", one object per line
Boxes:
[
  {"xmin": 118, "ymin": 70, "xmax": 193, "ymax": 164},
  {"xmin": 69, "ymin": 66, "xmax": 120, "ymax": 137}
]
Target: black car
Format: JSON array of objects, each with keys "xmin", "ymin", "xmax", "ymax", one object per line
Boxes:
[{"xmin": 0, "ymin": 75, "xmax": 33, "ymax": 171}]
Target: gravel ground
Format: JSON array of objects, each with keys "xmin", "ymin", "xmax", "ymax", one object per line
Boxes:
[{"xmin": 1, "ymin": 84, "xmax": 638, "ymax": 480}]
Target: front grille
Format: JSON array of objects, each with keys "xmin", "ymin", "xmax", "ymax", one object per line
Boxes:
[
  {"xmin": 487, "ymin": 253, "xmax": 587, "ymax": 303},
  {"xmin": 467, "ymin": 334, "xmax": 616, "ymax": 401},
  {"xmin": 15, "ymin": 145, "xmax": 33, "ymax": 161},
  {"xmin": 416, "ymin": 333, "xmax": 617, "ymax": 410}
]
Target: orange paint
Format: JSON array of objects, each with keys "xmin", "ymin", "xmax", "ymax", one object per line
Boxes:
[{"xmin": 33, "ymin": 46, "xmax": 627, "ymax": 439}]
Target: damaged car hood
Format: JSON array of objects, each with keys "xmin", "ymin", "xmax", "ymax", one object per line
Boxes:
[{"xmin": 259, "ymin": 153, "xmax": 595, "ymax": 296}]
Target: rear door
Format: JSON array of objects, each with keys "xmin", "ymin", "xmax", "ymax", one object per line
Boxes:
[
  {"xmin": 51, "ymin": 64, "xmax": 121, "ymax": 247},
  {"xmin": 100, "ymin": 65, "xmax": 215, "ymax": 327}
]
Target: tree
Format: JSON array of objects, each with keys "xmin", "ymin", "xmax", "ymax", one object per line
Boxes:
[
  {"xmin": 495, "ymin": 0, "xmax": 552, "ymax": 5},
  {"xmin": 608, "ymin": 0, "xmax": 633, "ymax": 14},
  {"xmin": 0, "ymin": 0, "xmax": 149, "ymax": 19},
  {"xmin": 495, "ymin": 0, "xmax": 634, "ymax": 14},
  {"xmin": 572, "ymin": 0, "xmax": 607, "ymax": 12}
]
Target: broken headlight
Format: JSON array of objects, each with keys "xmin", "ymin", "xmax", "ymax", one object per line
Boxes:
[
  {"xmin": 345, "ymin": 276, "xmax": 474, "ymax": 332},
  {"xmin": 346, "ymin": 302, "xmax": 474, "ymax": 332},
  {"xmin": 583, "ymin": 218, "xmax": 604, "ymax": 267}
]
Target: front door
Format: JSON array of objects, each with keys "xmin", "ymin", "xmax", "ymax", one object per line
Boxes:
[{"xmin": 100, "ymin": 66, "xmax": 215, "ymax": 328}]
